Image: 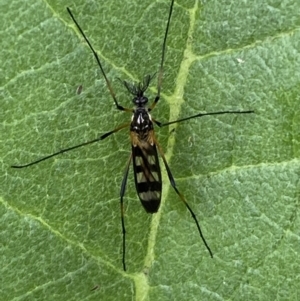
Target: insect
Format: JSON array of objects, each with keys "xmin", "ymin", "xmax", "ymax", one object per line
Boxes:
[{"xmin": 11, "ymin": 0, "xmax": 254, "ymax": 271}]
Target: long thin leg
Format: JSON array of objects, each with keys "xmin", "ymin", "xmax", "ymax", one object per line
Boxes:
[
  {"xmin": 11, "ymin": 123, "xmax": 129, "ymax": 168},
  {"xmin": 155, "ymin": 139, "xmax": 213, "ymax": 258},
  {"xmin": 67, "ymin": 7, "xmax": 132, "ymax": 113},
  {"xmin": 120, "ymin": 153, "xmax": 132, "ymax": 271},
  {"xmin": 154, "ymin": 110, "xmax": 254, "ymax": 127},
  {"xmin": 149, "ymin": 0, "xmax": 175, "ymax": 111}
]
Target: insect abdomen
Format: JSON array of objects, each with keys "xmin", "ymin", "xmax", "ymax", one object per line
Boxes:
[{"xmin": 132, "ymin": 144, "xmax": 162, "ymax": 213}]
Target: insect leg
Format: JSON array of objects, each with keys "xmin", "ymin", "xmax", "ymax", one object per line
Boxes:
[
  {"xmin": 11, "ymin": 123, "xmax": 130, "ymax": 168},
  {"xmin": 120, "ymin": 153, "xmax": 132, "ymax": 271},
  {"xmin": 155, "ymin": 139, "xmax": 213, "ymax": 258},
  {"xmin": 149, "ymin": 0, "xmax": 175, "ymax": 111},
  {"xmin": 67, "ymin": 8, "xmax": 132, "ymax": 113},
  {"xmin": 154, "ymin": 110, "xmax": 254, "ymax": 127}
]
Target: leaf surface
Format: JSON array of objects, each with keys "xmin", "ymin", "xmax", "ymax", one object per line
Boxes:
[{"xmin": 1, "ymin": 0, "xmax": 300, "ymax": 300}]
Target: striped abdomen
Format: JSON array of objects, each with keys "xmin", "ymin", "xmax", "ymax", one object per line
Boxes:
[{"xmin": 132, "ymin": 142, "xmax": 162, "ymax": 213}]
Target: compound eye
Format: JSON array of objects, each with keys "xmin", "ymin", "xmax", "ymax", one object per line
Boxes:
[{"xmin": 142, "ymin": 97, "xmax": 148, "ymax": 104}]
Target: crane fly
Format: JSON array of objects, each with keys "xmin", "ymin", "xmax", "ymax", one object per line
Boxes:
[{"xmin": 11, "ymin": 0, "xmax": 254, "ymax": 271}]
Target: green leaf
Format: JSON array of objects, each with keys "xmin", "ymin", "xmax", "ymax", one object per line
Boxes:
[{"xmin": 1, "ymin": 0, "xmax": 300, "ymax": 300}]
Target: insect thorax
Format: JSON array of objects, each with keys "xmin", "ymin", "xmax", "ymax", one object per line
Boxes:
[{"xmin": 130, "ymin": 108, "xmax": 153, "ymax": 140}]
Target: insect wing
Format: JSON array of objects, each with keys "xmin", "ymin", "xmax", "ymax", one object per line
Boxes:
[{"xmin": 132, "ymin": 142, "xmax": 162, "ymax": 213}]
